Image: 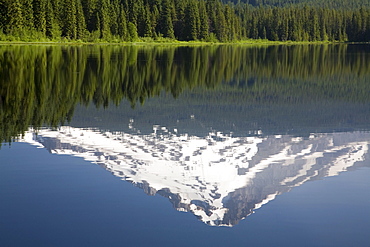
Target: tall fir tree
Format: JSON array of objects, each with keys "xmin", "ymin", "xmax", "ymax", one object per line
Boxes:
[
  {"xmin": 118, "ymin": 5, "xmax": 128, "ymax": 40},
  {"xmin": 81, "ymin": 0, "xmax": 98, "ymax": 32},
  {"xmin": 137, "ymin": 1, "xmax": 152, "ymax": 37},
  {"xmin": 224, "ymin": 4, "xmax": 235, "ymax": 41},
  {"xmin": 127, "ymin": 22, "xmax": 138, "ymax": 41},
  {"xmin": 109, "ymin": 0, "xmax": 119, "ymax": 36},
  {"xmin": 22, "ymin": 0, "xmax": 34, "ymax": 31},
  {"xmin": 45, "ymin": 0, "xmax": 57, "ymax": 38},
  {"xmin": 198, "ymin": 0, "xmax": 209, "ymax": 40},
  {"xmin": 63, "ymin": 0, "xmax": 77, "ymax": 39},
  {"xmin": 159, "ymin": 0, "xmax": 175, "ymax": 39},
  {"xmin": 76, "ymin": 0, "xmax": 86, "ymax": 39},
  {"xmin": 206, "ymin": 0, "xmax": 218, "ymax": 35},
  {"xmin": 174, "ymin": 0, "xmax": 186, "ymax": 40},
  {"xmin": 6, "ymin": 0, "xmax": 23, "ymax": 35},
  {"xmin": 33, "ymin": 0, "xmax": 47, "ymax": 35},
  {"xmin": 98, "ymin": 0, "xmax": 110, "ymax": 39},
  {"xmin": 184, "ymin": 0, "xmax": 200, "ymax": 40},
  {"xmin": 0, "ymin": 0, "xmax": 8, "ymax": 31}
]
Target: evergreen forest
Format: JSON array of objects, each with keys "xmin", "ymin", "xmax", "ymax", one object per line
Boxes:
[{"xmin": 0, "ymin": 0, "xmax": 369, "ymax": 42}]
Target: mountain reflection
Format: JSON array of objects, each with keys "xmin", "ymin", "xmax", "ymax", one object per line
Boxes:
[{"xmin": 21, "ymin": 126, "xmax": 370, "ymax": 226}]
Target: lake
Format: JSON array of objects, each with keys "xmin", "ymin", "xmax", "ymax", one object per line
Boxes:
[{"xmin": 1, "ymin": 44, "xmax": 370, "ymax": 247}]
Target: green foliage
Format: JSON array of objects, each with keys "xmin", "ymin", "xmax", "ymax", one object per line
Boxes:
[
  {"xmin": 63, "ymin": 0, "xmax": 77, "ymax": 39},
  {"xmin": 33, "ymin": 0, "xmax": 46, "ymax": 34},
  {"xmin": 22, "ymin": 0, "xmax": 34, "ymax": 30},
  {"xmin": 98, "ymin": 0, "xmax": 110, "ymax": 39},
  {"xmin": 228, "ymin": 0, "xmax": 370, "ymax": 9},
  {"xmin": 45, "ymin": 0, "xmax": 57, "ymax": 38},
  {"xmin": 159, "ymin": 0, "xmax": 175, "ymax": 39},
  {"xmin": 118, "ymin": 6, "xmax": 128, "ymax": 40},
  {"xmin": 184, "ymin": 0, "xmax": 201, "ymax": 40},
  {"xmin": 6, "ymin": 0, "xmax": 23, "ymax": 35},
  {"xmin": 127, "ymin": 22, "xmax": 138, "ymax": 41},
  {"xmin": 198, "ymin": 1, "xmax": 209, "ymax": 40},
  {"xmin": 76, "ymin": 0, "xmax": 86, "ymax": 39},
  {"xmin": 0, "ymin": 0, "xmax": 369, "ymax": 42}
]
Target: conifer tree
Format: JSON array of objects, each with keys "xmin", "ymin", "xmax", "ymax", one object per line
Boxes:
[
  {"xmin": 76, "ymin": 0, "xmax": 86, "ymax": 39},
  {"xmin": 224, "ymin": 4, "xmax": 235, "ymax": 41},
  {"xmin": 251, "ymin": 17, "xmax": 259, "ymax": 39},
  {"xmin": 214, "ymin": 2, "xmax": 227, "ymax": 41},
  {"xmin": 81, "ymin": 0, "xmax": 98, "ymax": 32},
  {"xmin": 159, "ymin": 0, "xmax": 175, "ymax": 39},
  {"xmin": 143, "ymin": 6, "xmax": 153, "ymax": 37},
  {"xmin": 99, "ymin": 0, "xmax": 110, "ymax": 39},
  {"xmin": 33, "ymin": 0, "xmax": 47, "ymax": 35},
  {"xmin": 309, "ymin": 8, "xmax": 320, "ymax": 41},
  {"xmin": 128, "ymin": 22, "xmax": 138, "ymax": 41},
  {"xmin": 0, "ymin": 0, "xmax": 8, "ymax": 31},
  {"xmin": 63, "ymin": 0, "xmax": 77, "ymax": 39},
  {"xmin": 51, "ymin": 0, "xmax": 63, "ymax": 28},
  {"xmin": 109, "ymin": 1, "xmax": 119, "ymax": 36},
  {"xmin": 184, "ymin": 1, "xmax": 200, "ymax": 40},
  {"xmin": 118, "ymin": 5, "xmax": 128, "ymax": 40},
  {"xmin": 278, "ymin": 16, "xmax": 289, "ymax": 41},
  {"xmin": 174, "ymin": 0, "xmax": 186, "ymax": 40},
  {"xmin": 137, "ymin": 2, "xmax": 152, "ymax": 37},
  {"xmin": 22, "ymin": 0, "xmax": 34, "ymax": 31},
  {"xmin": 146, "ymin": 0, "xmax": 160, "ymax": 36},
  {"xmin": 198, "ymin": 0, "xmax": 209, "ymax": 40},
  {"xmin": 45, "ymin": 0, "xmax": 57, "ymax": 38},
  {"xmin": 206, "ymin": 0, "xmax": 217, "ymax": 35},
  {"xmin": 6, "ymin": 0, "xmax": 23, "ymax": 35},
  {"xmin": 127, "ymin": 0, "xmax": 139, "ymax": 26}
]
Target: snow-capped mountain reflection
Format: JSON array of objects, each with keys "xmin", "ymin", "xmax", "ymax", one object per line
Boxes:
[{"xmin": 21, "ymin": 126, "xmax": 370, "ymax": 226}]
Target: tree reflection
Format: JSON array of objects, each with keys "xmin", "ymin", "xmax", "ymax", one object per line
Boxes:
[{"xmin": 1, "ymin": 44, "xmax": 370, "ymax": 145}]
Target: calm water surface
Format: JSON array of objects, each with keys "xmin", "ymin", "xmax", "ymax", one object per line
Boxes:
[{"xmin": 1, "ymin": 44, "xmax": 370, "ymax": 247}]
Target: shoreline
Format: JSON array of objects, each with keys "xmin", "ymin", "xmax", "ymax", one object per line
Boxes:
[{"xmin": 0, "ymin": 39, "xmax": 362, "ymax": 46}]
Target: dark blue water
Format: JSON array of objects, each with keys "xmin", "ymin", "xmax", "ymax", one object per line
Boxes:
[
  {"xmin": 1, "ymin": 141, "xmax": 369, "ymax": 247},
  {"xmin": 1, "ymin": 44, "xmax": 370, "ymax": 247}
]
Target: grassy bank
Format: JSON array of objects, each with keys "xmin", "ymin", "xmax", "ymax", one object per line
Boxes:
[{"xmin": 0, "ymin": 35, "xmax": 340, "ymax": 46}]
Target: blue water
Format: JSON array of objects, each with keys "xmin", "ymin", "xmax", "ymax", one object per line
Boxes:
[
  {"xmin": 1, "ymin": 44, "xmax": 370, "ymax": 247},
  {"xmin": 1, "ymin": 141, "xmax": 369, "ymax": 247}
]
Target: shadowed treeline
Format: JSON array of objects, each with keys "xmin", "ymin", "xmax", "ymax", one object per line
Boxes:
[
  {"xmin": 0, "ymin": 0, "xmax": 369, "ymax": 42},
  {"xmin": 1, "ymin": 44, "xmax": 370, "ymax": 144}
]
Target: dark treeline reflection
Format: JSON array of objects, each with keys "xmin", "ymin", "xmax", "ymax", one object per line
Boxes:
[{"xmin": 1, "ymin": 44, "xmax": 370, "ymax": 144}]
